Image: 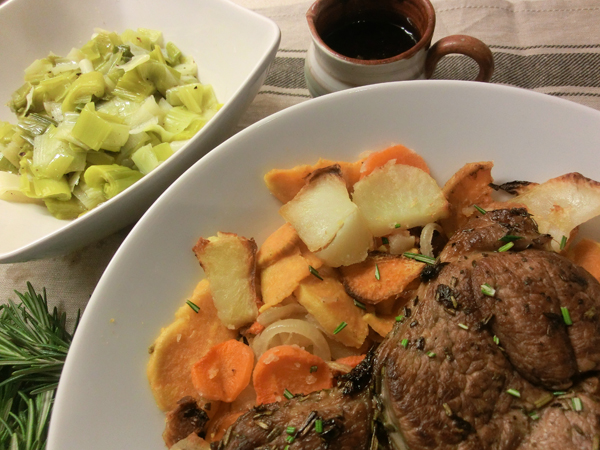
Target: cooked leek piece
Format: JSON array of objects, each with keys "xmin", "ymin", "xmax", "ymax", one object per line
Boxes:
[
  {"xmin": 61, "ymin": 71, "xmax": 105, "ymax": 112},
  {"xmin": 1, "ymin": 27, "xmax": 221, "ymax": 219},
  {"xmin": 131, "ymin": 142, "xmax": 173, "ymax": 175},
  {"xmin": 44, "ymin": 197, "xmax": 86, "ymax": 219},
  {"xmin": 84, "ymin": 164, "xmax": 143, "ymax": 199},
  {"xmin": 0, "ymin": 171, "xmax": 40, "ymax": 202},
  {"xmin": 72, "ymin": 103, "xmax": 129, "ymax": 151}
]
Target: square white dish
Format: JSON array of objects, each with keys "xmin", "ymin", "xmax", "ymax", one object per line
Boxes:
[
  {"xmin": 0, "ymin": 0, "xmax": 280, "ymax": 263},
  {"xmin": 48, "ymin": 81, "xmax": 600, "ymax": 449}
]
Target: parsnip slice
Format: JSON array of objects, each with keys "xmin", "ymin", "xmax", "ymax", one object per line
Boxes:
[
  {"xmin": 279, "ymin": 166, "xmax": 357, "ymax": 252},
  {"xmin": 315, "ymin": 208, "xmax": 373, "ymax": 267},
  {"xmin": 510, "ymin": 172, "xmax": 600, "ymax": 251},
  {"xmin": 193, "ymin": 232, "xmax": 258, "ymax": 329},
  {"xmin": 352, "ymin": 162, "xmax": 449, "ymax": 237}
]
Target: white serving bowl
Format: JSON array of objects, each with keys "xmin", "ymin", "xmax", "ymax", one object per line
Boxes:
[
  {"xmin": 48, "ymin": 81, "xmax": 600, "ymax": 449},
  {"xmin": 0, "ymin": 0, "xmax": 280, "ymax": 262}
]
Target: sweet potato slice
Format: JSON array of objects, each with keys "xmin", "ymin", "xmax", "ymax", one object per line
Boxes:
[
  {"xmin": 569, "ymin": 238, "xmax": 600, "ymax": 282},
  {"xmin": 259, "ymin": 247, "xmax": 312, "ymax": 311},
  {"xmin": 264, "ymin": 157, "xmax": 365, "ymax": 203},
  {"xmin": 256, "ymin": 222, "xmax": 300, "ymax": 269},
  {"xmin": 440, "ymin": 161, "xmax": 495, "ymax": 237},
  {"xmin": 294, "ymin": 275, "xmax": 369, "ymax": 348},
  {"xmin": 363, "ymin": 313, "xmax": 396, "ymax": 337},
  {"xmin": 194, "ymin": 232, "xmax": 259, "ymax": 329},
  {"xmin": 339, "ymin": 252, "xmax": 424, "ymax": 304},
  {"xmin": 147, "ymin": 279, "xmax": 237, "ymax": 411}
]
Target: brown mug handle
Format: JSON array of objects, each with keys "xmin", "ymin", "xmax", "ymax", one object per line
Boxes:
[{"xmin": 424, "ymin": 35, "xmax": 494, "ymax": 82}]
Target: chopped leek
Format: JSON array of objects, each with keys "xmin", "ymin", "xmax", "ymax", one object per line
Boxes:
[{"xmin": 0, "ymin": 28, "xmax": 221, "ymax": 219}]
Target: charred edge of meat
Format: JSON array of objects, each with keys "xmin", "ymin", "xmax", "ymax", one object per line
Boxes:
[
  {"xmin": 435, "ymin": 284, "xmax": 459, "ymax": 310},
  {"xmin": 449, "ymin": 413, "xmax": 474, "ymax": 439},
  {"xmin": 543, "ymin": 311, "xmax": 566, "ymax": 337},
  {"xmin": 420, "ymin": 261, "xmax": 449, "ymax": 283},
  {"xmin": 489, "ymin": 181, "xmax": 534, "ymax": 195},
  {"xmin": 164, "ymin": 396, "xmax": 210, "ymax": 446},
  {"xmin": 338, "ymin": 346, "xmax": 376, "ymax": 395}
]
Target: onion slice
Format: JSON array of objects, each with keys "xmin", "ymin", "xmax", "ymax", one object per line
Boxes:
[
  {"xmin": 420, "ymin": 222, "xmax": 444, "ymax": 257},
  {"xmin": 251, "ymin": 318, "xmax": 331, "ymax": 361}
]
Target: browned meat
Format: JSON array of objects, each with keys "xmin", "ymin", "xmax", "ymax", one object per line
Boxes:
[
  {"xmin": 439, "ymin": 208, "xmax": 551, "ymax": 263},
  {"xmin": 377, "ymin": 209, "xmax": 600, "ymax": 450},
  {"xmin": 219, "ymin": 387, "xmax": 375, "ymax": 450},
  {"xmin": 163, "ymin": 397, "xmax": 209, "ymax": 447}
]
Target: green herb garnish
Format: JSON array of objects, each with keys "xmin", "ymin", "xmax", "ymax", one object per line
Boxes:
[
  {"xmin": 395, "ymin": 315, "xmax": 405, "ymax": 322},
  {"xmin": 375, "ymin": 263, "xmax": 381, "ymax": 280},
  {"xmin": 561, "ymin": 306, "xmax": 573, "ymax": 326},
  {"xmin": 308, "ymin": 265, "xmax": 323, "ymax": 280},
  {"xmin": 353, "ymin": 299, "xmax": 366, "ymax": 310},
  {"xmin": 333, "ymin": 321, "xmax": 347, "ymax": 335},
  {"xmin": 283, "ymin": 389, "xmax": 294, "ymax": 400},
  {"xmin": 310, "ymin": 365, "xmax": 318, "ymax": 373},
  {"xmin": 560, "ymin": 235, "xmax": 568, "ymax": 250},
  {"xmin": 401, "ymin": 339, "xmax": 409, "ymax": 348},
  {"xmin": 473, "ymin": 204, "xmax": 487, "ymax": 214},
  {"xmin": 315, "ymin": 419, "xmax": 323, "ymax": 433},
  {"xmin": 458, "ymin": 323, "xmax": 469, "ymax": 330},
  {"xmin": 572, "ymin": 397, "xmax": 583, "ymax": 412},
  {"xmin": 186, "ymin": 300, "xmax": 200, "ymax": 313},
  {"xmin": 381, "ymin": 237, "xmax": 389, "ymax": 245},
  {"xmin": 481, "ymin": 283, "xmax": 496, "ymax": 297},
  {"xmin": 403, "ymin": 252, "xmax": 436, "ymax": 265},
  {"xmin": 506, "ymin": 388, "xmax": 521, "ymax": 398},
  {"xmin": 286, "ymin": 426, "xmax": 296, "ymax": 435},
  {"xmin": 394, "ymin": 223, "xmax": 401, "ymax": 228},
  {"xmin": 497, "ymin": 242, "xmax": 514, "ymax": 252}
]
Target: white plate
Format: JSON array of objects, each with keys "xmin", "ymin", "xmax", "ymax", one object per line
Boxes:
[
  {"xmin": 48, "ymin": 81, "xmax": 600, "ymax": 450},
  {"xmin": 0, "ymin": 0, "xmax": 280, "ymax": 262}
]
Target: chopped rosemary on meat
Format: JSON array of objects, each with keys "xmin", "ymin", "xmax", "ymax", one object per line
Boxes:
[
  {"xmin": 283, "ymin": 389, "xmax": 294, "ymax": 400},
  {"xmin": 286, "ymin": 426, "xmax": 296, "ymax": 435},
  {"xmin": 186, "ymin": 300, "xmax": 200, "ymax": 313},
  {"xmin": 256, "ymin": 421, "xmax": 270, "ymax": 430},
  {"xmin": 442, "ymin": 403, "xmax": 452, "ymax": 416},
  {"xmin": 427, "ymin": 351, "xmax": 436, "ymax": 358},
  {"xmin": 560, "ymin": 235, "xmax": 568, "ymax": 250},
  {"xmin": 333, "ymin": 321, "xmax": 348, "ymax": 334},
  {"xmin": 506, "ymin": 388, "xmax": 521, "ymax": 398},
  {"xmin": 534, "ymin": 393, "xmax": 554, "ymax": 409},
  {"xmin": 395, "ymin": 315, "xmax": 405, "ymax": 322},
  {"xmin": 401, "ymin": 339, "xmax": 409, "ymax": 348},
  {"xmin": 381, "ymin": 237, "xmax": 389, "ymax": 245},
  {"xmin": 310, "ymin": 365, "xmax": 318, "ymax": 373},
  {"xmin": 375, "ymin": 263, "xmax": 381, "ymax": 280},
  {"xmin": 285, "ymin": 434, "xmax": 295, "ymax": 444},
  {"xmin": 403, "ymin": 252, "xmax": 436, "ymax": 265},
  {"xmin": 308, "ymin": 265, "xmax": 324, "ymax": 280},
  {"xmin": 497, "ymin": 242, "xmax": 514, "ymax": 252},
  {"xmin": 481, "ymin": 283, "xmax": 496, "ymax": 297},
  {"xmin": 499, "ymin": 235, "xmax": 523, "ymax": 242},
  {"xmin": 561, "ymin": 306, "xmax": 573, "ymax": 325},
  {"xmin": 458, "ymin": 323, "xmax": 469, "ymax": 330},
  {"xmin": 528, "ymin": 411, "xmax": 540, "ymax": 420},
  {"xmin": 572, "ymin": 397, "xmax": 583, "ymax": 412},
  {"xmin": 553, "ymin": 391, "xmax": 567, "ymax": 396},
  {"xmin": 493, "ymin": 335, "xmax": 500, "ymax": 345},
  {"xmin": 353, "ymin": 299, "xmax": 366, "ymax": 310},
  {"xmin": 315, "ymin": 419, "xmax": 323, "ymax": 433},
  {"xmin": 473, "ymin": 204, "xmax": 487, "ymax": 214},
  {"xmin": 284, "ymin": 446, "xmax": 290, "ymax": 450}
]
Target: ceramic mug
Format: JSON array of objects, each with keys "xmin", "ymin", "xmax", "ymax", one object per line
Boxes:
[{"xmin": 305, "ymin": 0, "xmax": 495, "ymax": 97}]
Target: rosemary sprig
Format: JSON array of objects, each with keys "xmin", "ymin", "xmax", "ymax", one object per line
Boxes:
[{"xmin": 0, "ymin": 283, "xmax": 78, "ymax": 450}]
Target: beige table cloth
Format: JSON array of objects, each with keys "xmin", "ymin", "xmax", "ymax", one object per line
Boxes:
[{"xmin": 2, "ymin": 0, "xmax": 600, "ymax": 321}]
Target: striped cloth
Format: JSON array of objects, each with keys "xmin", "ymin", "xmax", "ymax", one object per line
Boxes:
[
  {"xmin": 235, "ymin": 0, "xmax": 600, "ymax": 131},
  {"xmin": 2, "ymin": 0, "xmax": 600, "ymax": 317}
]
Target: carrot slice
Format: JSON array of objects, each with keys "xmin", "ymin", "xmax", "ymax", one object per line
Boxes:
[
  {"xmin": 360, "ymin": 144, "xmax": 430, "ymax": 179},
  {"xmin": 253, "ymin": 345, "xmax": 333, "ymax": 404},
  {"xmin": 244, "ymin": 321, "xmax": 266, "ymax": 336},
  {"xmin": 335, "ymin": 354, "xmax": 366, "ymax": 368},
  {"xmin": 190, "ymin": 339, "xmax": 254, "ymax": 402}
]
